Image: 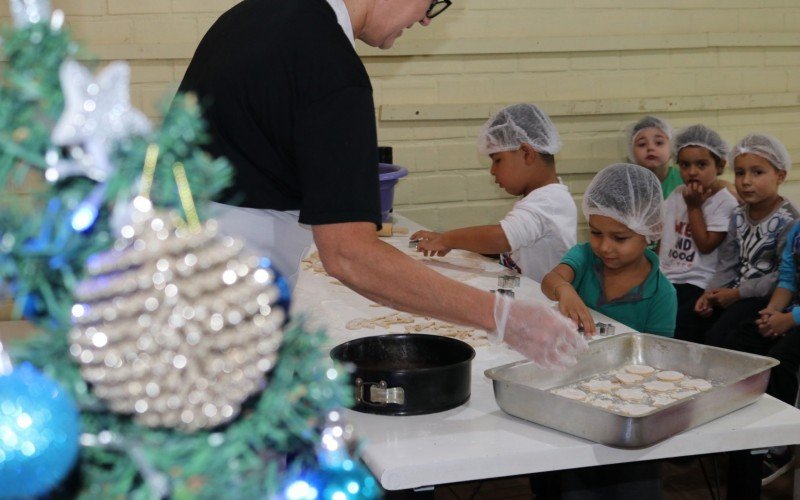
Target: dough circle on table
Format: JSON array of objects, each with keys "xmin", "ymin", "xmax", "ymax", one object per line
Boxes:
[
  {"xmin": 552, "ymin": 387, "xmax": 588, "ymax": 400},
  {"xmin": 625, "ymin": 364, "xmax": 655, "ymax": 375},
  {"xmin": 615, "ymin": 372, "xmax": 644, "ymax": 385},
  {"xmin": 616, "ymin": 388, "xmax": 647, "ymax": 402},
  {"xmin": 643, "ymin": 380, "xmax": 677, "ymax": 393},
  {"xmin": 652, "ymin": 394, "xmax": 676, "ymax": 407},
  {"xmin": 681, "ymin": 378, "xmax": 712, "ymax": 391},
  {"xmin": 656, "ymin": 370, "xmax": 685, "ymax": 381},
  {"xmin": 581, "ymin": 379, "xmax": 619, "ymax": 393},
  {"xmin": 618, "ymin": 403, "xmax": 655, "ymax": 416}
]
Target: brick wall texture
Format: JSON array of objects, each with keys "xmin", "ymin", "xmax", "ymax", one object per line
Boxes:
[{"xmin": 2, "ymin": 0, "xmax": 798, "ymax": 237}]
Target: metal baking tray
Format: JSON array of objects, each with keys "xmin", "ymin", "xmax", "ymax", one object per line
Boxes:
[{"xmin": 485, "ymin": 333, "xmax": 778, "ymax": 448}]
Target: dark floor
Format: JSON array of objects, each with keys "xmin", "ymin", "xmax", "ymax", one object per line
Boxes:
[{"xmin": 385, "ymin": 453, "xmax": 793, "ymax": 499}]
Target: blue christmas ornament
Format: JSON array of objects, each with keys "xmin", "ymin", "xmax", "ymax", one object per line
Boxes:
[
  {"xmin": 283, "ymin": 459, "xmax": 381, "ymax": 500},
  {"xmin": 260, "ymin": 257, "xmax": 291, "ymax": 313},
  {"xmin": 0, "ymin": 361, "xmax": 81, "ymax": 499}
]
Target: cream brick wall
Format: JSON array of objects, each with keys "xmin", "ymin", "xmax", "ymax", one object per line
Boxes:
[{"xmin": 0, "ymin": 1, "xmax": 798, "ymax": 239}]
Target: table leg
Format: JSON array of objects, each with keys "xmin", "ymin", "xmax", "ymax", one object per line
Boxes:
[{"xmin": 726, "ymin": 449, "xmax": 766, "ymax": 500}]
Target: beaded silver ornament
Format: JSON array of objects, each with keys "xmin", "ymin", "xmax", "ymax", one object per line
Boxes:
[{"xmin": 69, "ymin": 202, "xmax": 285, "ymax": 431}]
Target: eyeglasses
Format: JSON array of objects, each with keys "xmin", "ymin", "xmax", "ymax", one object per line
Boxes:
[{"xmin": 426, "ymin": 0, "xmax": 451, "ymax": 19}]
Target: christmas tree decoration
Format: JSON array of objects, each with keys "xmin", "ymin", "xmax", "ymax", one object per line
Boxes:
[
  {"xmin": 47, "ymin": 60, "xmax": 151, "ymax": 184},
  {"xmin": 0, "ymin": 0, "xmax": 370, "ymax": 495},
  {"xmin": 69, "ymin": 199, "xmax": 286, "ymax": 431},
  {"xmin": 0, "ymin": 343, "xmax": 81, "ymax": 499},
  {"xmin": 9, "ymin": 0, "xmax": 51, "ymax": 28}
]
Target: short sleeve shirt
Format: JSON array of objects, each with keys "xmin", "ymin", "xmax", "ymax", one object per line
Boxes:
[
  {"xmin": 561, "ymin": 243, "xmax": 677, "ymax": 336},
  {"xmin": 178, "ymin": 0, "xmax": 381, "ymax": 227},
  {"xmin": 499, "ymin": 182, "xmax": 577, "ymax": 282},
  {"xmin": 661, "ymin": 166, "xmax": 683, "ymax": 199},
  {"xmin": 659, "ymin": 186, "xmax": 738, "ymax": 288}
]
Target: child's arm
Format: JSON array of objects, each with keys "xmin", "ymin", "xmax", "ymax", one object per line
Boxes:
[
  {"xmin": 705, "ymin": 216, "xmax": 739, "ymax": 290},
  {"xmin": 757, "ymin": 288, "xmax": 796, "ymax": 337},
  {"xmin": 683, "ymin": 184, "xmax": 727, "ymax": 254},
  {"xmin": 411, "ymin": 225, "xmax": 510, "ymax": 257},
  {"xmin": 542, "ymin": 264, "xmax": 595, "ymax": 335}
]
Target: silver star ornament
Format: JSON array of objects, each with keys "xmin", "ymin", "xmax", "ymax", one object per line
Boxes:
[
  {"xmin": 10, "ymin": 0, "xmax": 51, "ymax": 28},
  {"xmin": 49, "ymin": 60, "xmax": 151, "ymax": 183}
]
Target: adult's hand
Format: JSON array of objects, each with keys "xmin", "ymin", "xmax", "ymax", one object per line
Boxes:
[{"xmin": 492, "ymin": 294, "xmax": 587, "ymax": 368}]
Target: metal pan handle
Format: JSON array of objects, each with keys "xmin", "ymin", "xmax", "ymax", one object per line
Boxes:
[{"xmin": 355, "ymin": 378, "xmax": 405, "ymax": 406}]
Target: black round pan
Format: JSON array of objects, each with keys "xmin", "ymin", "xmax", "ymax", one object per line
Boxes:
[{"xmin": 330, "ymin": 334, "xmax": 475, "ymax": 416}]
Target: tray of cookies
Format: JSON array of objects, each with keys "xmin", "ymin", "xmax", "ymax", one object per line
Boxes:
[{"xmin": 485, "ymin": 333, "xmax": 778, "ymax": 448}]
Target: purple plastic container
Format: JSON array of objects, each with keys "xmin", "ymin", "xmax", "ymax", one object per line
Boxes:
[{"xmin": 378, "ymin": 163, "xmax": 408, "ymax": 222}]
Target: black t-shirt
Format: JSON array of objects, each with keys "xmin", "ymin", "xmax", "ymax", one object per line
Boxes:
[{"xmin": 178, "ymin": 0, "xmax": 381, "ymax": 227}]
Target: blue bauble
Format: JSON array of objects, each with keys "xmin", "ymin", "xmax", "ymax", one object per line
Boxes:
[
  {"xmin": 0, "ymin": 362, "xmax": 81, "ymax": 499},
  {"xmin": 284, "ymin": 459, "xmax": 381, "ymax": 500}
]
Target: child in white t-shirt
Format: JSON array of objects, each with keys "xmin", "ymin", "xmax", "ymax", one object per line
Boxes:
[
  {"xmin": 659, "ymin": 124, "xmax": 739, "ymax": 313},
  {"xmin": 411, "ymin": 103, "xmax": 577, "ymax": 282}
]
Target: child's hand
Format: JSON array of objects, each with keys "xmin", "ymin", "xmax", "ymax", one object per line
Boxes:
[
  {"xmin": 556, "ymin": 286, "xmax": 596, "ymax": 336},
  {"xmin": 756, "ymin": 310, "xmax": 795, "ymax": 338},
  {"xmin": 682, "ymin": 182, "xmax": 713, "ymax": 209},
  {"xmin": 705, "ymin": 288, "xmax": 740, "ymax": 309},
  {"xmin": 694, "ymin": 293, "xmax": 714, "ymax": 317},
  {"xmin": 410, "ymin": 230, "xmax": 451, "ymax": 257}
]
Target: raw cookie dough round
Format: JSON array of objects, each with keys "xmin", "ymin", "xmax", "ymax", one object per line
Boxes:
[
  {"xmin": 618, "ymin": 403, "xmax": 654, "ymax": 416},
  {"xmin": 616, "ymin": 388, "xmax": 647, "ymax": 402},
  {"xmin": 552, "ymin": 387, "xmax": 588, "ymax": 400},
  {"xmin": 672, "ymin": 389, "xmax": 699, "ymax": 400},
  {"xmin": 680, "ymin": 378, "xmax": 712, "ymax": 391},
  {"xmin": 656, "ymin": 370, "xmax": 685, "ymax": 381},
  {"xmin": 581, "ymin": 379, "xmax": 619, "ymax": 393},
  {"xmin": 651, "ymin": 394, "xmax": 676, "ymax": 407},
  {"xmin": 588, "ymin": 397, "xmax": 615, "ymax": 409},
  {"xmin": 615, "ymin": 372, "xmax": 644, "ymax": 385},
  {"xmin": 625, "ymin": 364, "xmax": 655, "ymax": 375},
  {"xmin": 643, "ymin": 380, "xmax": 677, "ymax": 393}
]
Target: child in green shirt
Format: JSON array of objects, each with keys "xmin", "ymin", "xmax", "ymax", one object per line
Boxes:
[
  {"xmin": 542, "ymin": 163, "xmax": 677, "ymax": 336},
  {"xmin": 628, "ymin": 115, "xmax": 682, "ymax": 198}
]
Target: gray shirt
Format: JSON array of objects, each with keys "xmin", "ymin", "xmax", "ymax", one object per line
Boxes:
[{"xmin": 706, "ymin": 199, "xmax": 800, "ymax": 297}]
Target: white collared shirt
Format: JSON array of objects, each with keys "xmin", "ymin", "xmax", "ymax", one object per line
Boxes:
[{"xmin": 324, "ymin": 0, "xmax": 355, "ymax": 47}]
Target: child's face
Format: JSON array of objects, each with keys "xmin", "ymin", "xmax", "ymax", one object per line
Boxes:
[
  {"xmin": 588, "ymin": 214, "xmax": 648, "ymax": 271},
  {"xmin": 677, "ymin": 146, "xmax": 723, "ymax": 191},
  {"xmin": 631, "ymin": 128, "xmax": 670, "ymax": 171},
  {"xmin": 489, "ymin": 149, "xmax": 530, "ymax": 196},
  {"xmin": 733, "ymin": 153, "xmax": 786, "ymax": 207}
]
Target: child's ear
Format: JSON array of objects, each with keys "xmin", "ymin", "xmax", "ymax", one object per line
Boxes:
[
  {"xmin": 717, "ymin": 158, "xmax": 727, "ymax": 175},
  {"xmin": 520, "ymin": 143, "xmax": 537, "ymax": 165},
  {"xmin": 777, "ymin": 168, "xmax": 787, "ymax": 184}
]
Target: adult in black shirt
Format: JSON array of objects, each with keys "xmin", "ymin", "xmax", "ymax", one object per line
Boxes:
[{"xmin": 178, "ymin": 0, "xmax": 585, "ymax": 366}]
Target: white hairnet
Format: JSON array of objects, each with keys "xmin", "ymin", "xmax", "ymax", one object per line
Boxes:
[
  {"xmin": 582, "ymin": 163, "xmax": 664, "ymax": 243},
  {"xmin": 673, "ymin": 124, "xmax": 729, "ymax": 161},
  {"xmin": 730, "ymin": 133, "xmax": 791, "ymax": 172},
  {"xmin": 477, "ymin": 103, "xmax": 562, "ymax": 156},
  {"xmin": 627, "ymin": 115, "xmax": 673, "ymax": 161}
]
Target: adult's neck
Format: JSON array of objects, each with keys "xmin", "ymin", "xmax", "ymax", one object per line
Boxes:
[{"xmin": 343, "ymin": 0, "xmax": 368, "ymax": 39}]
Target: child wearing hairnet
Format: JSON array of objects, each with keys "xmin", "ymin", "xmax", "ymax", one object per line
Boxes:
[
  {"xmin": 659, "ymin": 125, "xmax": 739, "ymax": 321},
  {"xmin": 536, "ymin": 165, "xmax": 675, "ymax": 500},
  {"xmin": 541, "ymin": 163, "xmax": 677, "ymax": 337},
  {"xmin": 677, "ymin": 133, "xmax": 800, "ymax": 346},
  {"xmin": 629, "ymin": 115, "xmax": 683, "ymax": 198},
  {"xmin": 410, "ymin": 103, "xmax": 577, "ymax": 282}
]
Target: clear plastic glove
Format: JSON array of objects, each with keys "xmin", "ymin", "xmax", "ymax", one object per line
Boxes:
[{"xmin": 491, "ymin": 294, "xmax": 588, "ymax": 369}]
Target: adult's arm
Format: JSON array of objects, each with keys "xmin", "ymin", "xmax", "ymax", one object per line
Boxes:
[
  {"xmin": 315, "ymin": 221, "xmax": 495, "ymax": 328},
  {"xmin": 312, "ymin": 221, "xmax": 586, "ymax": 364}
]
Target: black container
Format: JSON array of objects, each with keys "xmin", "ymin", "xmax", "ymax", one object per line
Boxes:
[{"xmin": 330, "ymin": 334, "xmax": 475, "ymax": 416}]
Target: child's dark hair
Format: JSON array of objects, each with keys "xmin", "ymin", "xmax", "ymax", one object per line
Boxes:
[{"xmin": 674, "ymin": 125, "xmax": 729, "ymax": 170}]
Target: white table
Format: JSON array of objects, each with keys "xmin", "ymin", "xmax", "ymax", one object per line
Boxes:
[{"xmin": 291, "ymin": 215, "xmax": 800, "ymax": 493}]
